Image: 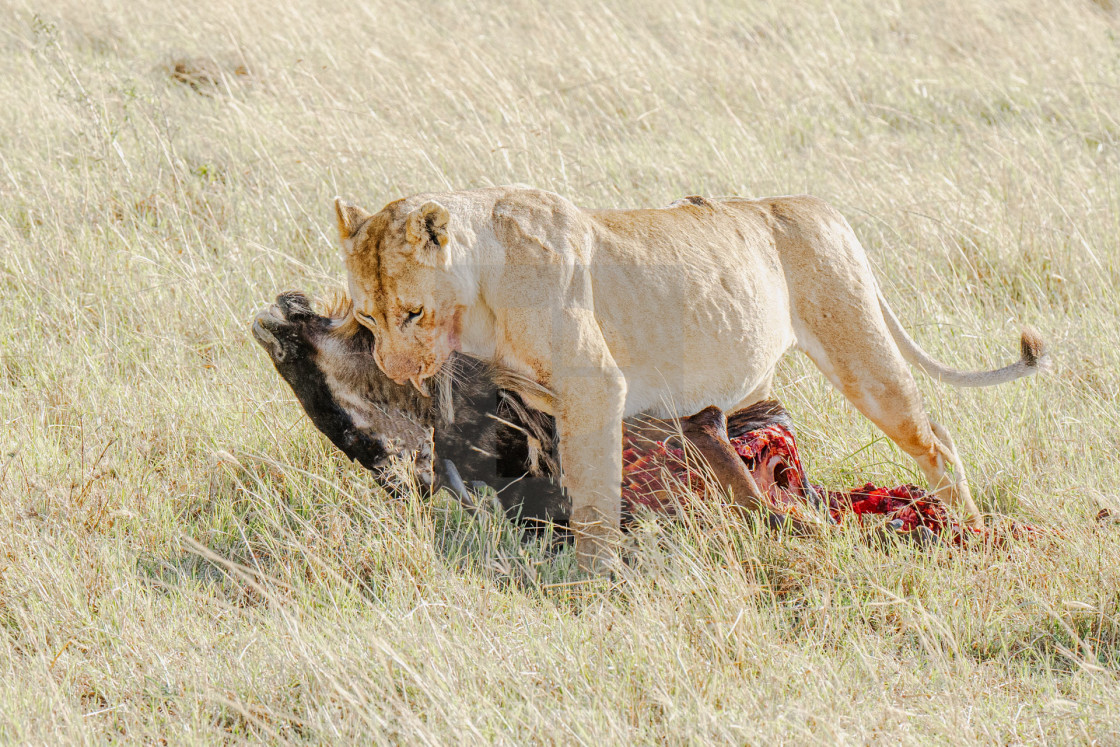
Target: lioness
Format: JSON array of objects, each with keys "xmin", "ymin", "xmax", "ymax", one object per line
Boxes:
[{"xmin": 335, "ymin": 186, "xmax": 1046, "ymax": 571}]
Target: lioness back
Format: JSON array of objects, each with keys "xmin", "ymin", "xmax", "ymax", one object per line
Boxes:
[{"xmin": 572, "ymin": 194, "xmax": 850, "ymax": 418}]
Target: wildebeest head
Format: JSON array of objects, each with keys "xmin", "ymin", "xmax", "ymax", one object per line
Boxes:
[
  {"xmin": 253, "ymin": 290, "xmax": 569, "ymax": 523},
  {"xmin": 251, "ymin": 291, "xmax": 436, "ymax": 481}
]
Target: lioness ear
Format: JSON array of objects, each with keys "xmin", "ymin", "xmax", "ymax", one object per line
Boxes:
[
  {"xmin": 334, "ymin": 197, "xmax": 372, "ymax": 254},
  {"xmin": 405, "ymin": 201, "xmax": 451, "ymax": 267}
]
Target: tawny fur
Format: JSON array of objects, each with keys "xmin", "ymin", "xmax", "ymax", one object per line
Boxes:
[{"xmin": 335, "ymin": 186, "xmax": 1047, "ymax": 571}]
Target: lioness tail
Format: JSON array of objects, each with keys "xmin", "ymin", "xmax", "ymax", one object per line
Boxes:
[{"xmin": 877, "ymin": 293, "xmax": 1048, "ymax": 388}]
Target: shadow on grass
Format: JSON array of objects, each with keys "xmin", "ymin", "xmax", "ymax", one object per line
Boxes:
[{"xmin": 134, "ymin": 448, "xmax": 590, "ymax": 606}]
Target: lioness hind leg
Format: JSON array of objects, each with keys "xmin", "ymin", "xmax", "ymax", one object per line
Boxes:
[{"xmin": 797, "ymin": 331, "xmax": 984, "ymax": 530}]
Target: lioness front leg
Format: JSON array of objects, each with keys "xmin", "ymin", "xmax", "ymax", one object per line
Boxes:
[
  {"xmin": 545, "ymin": 309, "xmax": 628, "ymax": 574},
  {"xmin": 556, "ymin": 374, "xmax": 626, "ymax": 573}
]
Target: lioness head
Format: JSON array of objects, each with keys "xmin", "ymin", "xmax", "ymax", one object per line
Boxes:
[{"xmin": 335, "ymin": 196, "xmax": 464, "ymax": 396}]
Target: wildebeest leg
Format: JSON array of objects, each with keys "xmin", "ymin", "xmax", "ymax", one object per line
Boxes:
[
  {"xmin": 684, "ymin": 407, "xmax": 821, "ymax": 534},
  {"xmin": 680, "ymin": 407, "xmax": 770, "ymax": 511},
  {"xmin": 632, "ymin": 406, "xmax": 819, "ymax": 535}
]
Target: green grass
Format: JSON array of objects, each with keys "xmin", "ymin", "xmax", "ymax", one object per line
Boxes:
[{"xmin": 2, "ymin": 0, "xmax": 1119, "ymax": 741}]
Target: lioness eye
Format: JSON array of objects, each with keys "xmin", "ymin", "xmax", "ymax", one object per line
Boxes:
[
  {"xmin": 357, "ymin": 311, "xmax": 377, "ymax": 328},
  {"xmin": 405, "ymin": 308, "xmax": 424, "ymax": 324}
]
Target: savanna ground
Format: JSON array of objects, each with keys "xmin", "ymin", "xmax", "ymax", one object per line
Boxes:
[{"xmin": 1, "ymin": 0, "xmax": 1119, "ymax": 742}]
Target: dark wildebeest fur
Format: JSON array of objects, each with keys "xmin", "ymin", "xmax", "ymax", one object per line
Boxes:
[
  {"xmin": 252, "ymin": 291, "xmax": 804, "ymax": 529},
  {"xmin": 253, "ymin": 291, "xmax": 568, "ymax": 524}
]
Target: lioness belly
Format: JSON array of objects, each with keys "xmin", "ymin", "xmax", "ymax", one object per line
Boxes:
[
  {"xmin": 592, "ymin": 233, "xmax": 794, "ymax": 419},
  {"xmin": 621, "ymin": 317, "xmax": 794, "ymax": 419}
]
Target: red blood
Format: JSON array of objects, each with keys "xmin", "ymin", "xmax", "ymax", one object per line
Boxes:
[{"xmin": 619, "ymin": 421, "xmax": 1029, "ymax": 546}]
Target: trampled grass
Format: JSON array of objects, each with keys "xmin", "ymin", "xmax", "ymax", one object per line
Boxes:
[{"xmin": 1, "ymin": 0, "xmax": 1119, "ymax": 742}]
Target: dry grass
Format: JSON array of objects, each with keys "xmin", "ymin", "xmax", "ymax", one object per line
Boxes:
[{"xmin": 2, "ymin": 0, "xmax": 1119, "ymax": 742}]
